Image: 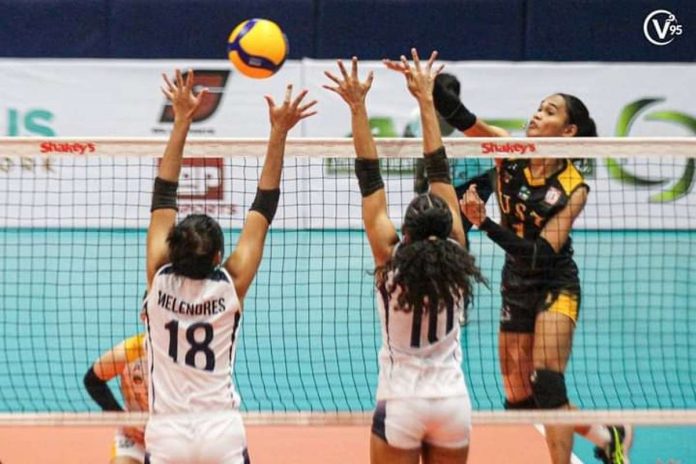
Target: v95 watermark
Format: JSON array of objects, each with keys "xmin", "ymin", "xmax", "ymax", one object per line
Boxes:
[{"xmin": 643, "ymin": 9, "xmax": 684, "ymax": 46}]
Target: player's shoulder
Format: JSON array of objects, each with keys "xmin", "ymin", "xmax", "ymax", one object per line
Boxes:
[{"xmin": 555, "ymin": 160, "xmax": 586, "ymax": 196}]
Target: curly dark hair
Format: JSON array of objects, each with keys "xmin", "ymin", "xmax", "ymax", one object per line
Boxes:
[
  {"xmin": 167, "ymin": 214, "xmax": 224, "ymax": 279},
  {"xmin": 381, "ymin": 193, "xmax": 486, "ymax": 316}
]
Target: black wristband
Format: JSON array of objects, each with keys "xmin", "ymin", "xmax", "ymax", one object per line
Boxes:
[
  {"xmin": 354, "ymin": 158, "xmax": 384, "ymax": 197},
  {"xmin": 83, "ymin": 366, "xmax": 123, "ymax": 412},
  {"xmin": 250, "ymin": 188, "xmax": 281, "ymax": 224},
  {"xmin": 432, "ymin": 80, "xmax": 477, "ymax": 132},
  {"xmin": 424, "ymin": 146, "xmax": 451, "ymax": 184},
  {"xmin": 151, "ymin": 177, "xmax": 179, "ymax": 212}
]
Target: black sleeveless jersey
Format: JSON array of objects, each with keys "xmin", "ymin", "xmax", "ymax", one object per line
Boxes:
[{"xmin": 494, "ymin": 158, "xmax": 589, "ymax": 277}]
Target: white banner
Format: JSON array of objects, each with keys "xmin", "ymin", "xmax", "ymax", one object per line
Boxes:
[{"xmin": 0, "ymin": 59, "xmax": 694, "ymax": 229}]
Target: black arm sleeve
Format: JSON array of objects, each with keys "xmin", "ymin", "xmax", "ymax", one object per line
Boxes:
[
  {"xmin": 84, "ymin": 366, "xmax": 124, "ymax": 412},
  {"xmin": 479, "ymin": 217, "xmax": 556, "ymax": 269},
  {"xmin": 432, "ymin": 79, "xmax": 477, "ymax": 132}
]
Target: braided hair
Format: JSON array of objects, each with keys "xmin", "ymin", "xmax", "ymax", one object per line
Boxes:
[{"xmin": 381, "ymin": 193, "xmax": 486, "ymax": 316}]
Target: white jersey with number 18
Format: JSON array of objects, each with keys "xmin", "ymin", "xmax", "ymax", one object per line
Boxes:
[{"xmin": 144, "ymin": 264, "xmax": 242, "ymax": 414}]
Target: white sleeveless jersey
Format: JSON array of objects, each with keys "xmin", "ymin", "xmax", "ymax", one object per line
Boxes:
[
  {"xmin": 118, "ymin": 333, "xmax": 148, "ymax": 413},
  {"xmin": 375, "ymin": 244, "xmax": 469, "ymax": 400},
  {"xmin": 144, "ymin": 264, "xmax": 242, "ymax": 414}
]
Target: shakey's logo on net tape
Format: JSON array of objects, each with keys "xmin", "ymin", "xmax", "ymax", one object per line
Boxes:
[
  {"xmin": 643, "ymin": 10, "xmax": 683, "ymax": 46},
  {"xmin": 159, "ymin": 70, "xmax": 230, "ymax": 124}
]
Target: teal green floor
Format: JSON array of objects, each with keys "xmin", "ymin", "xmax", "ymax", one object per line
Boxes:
[{"xmin": 0, "ymin": 229, "xmax": 694, "ymax": 462}]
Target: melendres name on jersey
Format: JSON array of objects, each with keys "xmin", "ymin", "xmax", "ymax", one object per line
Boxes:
[{"xmin": 157, "ymin": 290, "xmax": 227, "ymax": 316}]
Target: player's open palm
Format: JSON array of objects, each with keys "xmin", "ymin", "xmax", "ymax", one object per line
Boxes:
[
  {"xmin": 264, "ymin": 84, "xmax": 317, "ymax": 133},
  {"xmin": 323, "ymin": 57, "xmax": 374, "ymax": 111},
  {"xmin": 161, "ymin": 68, "xmax": 208, "ymax": 122},
  {"xmin": 384, "ymin": 48, "xmax": 443, "ymax": 102}
]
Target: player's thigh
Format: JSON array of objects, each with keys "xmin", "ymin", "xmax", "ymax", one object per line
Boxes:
[
  {"xmin": 422, "ymin": 442, "xmax": 469, "ymax": 464},
  {"xmin": 370, "ymin": 432, "xmax": 420, "ymax": 464},
  {"xmin": 533, "ymin": 310, "xmax": 575, "ymax": 372}
]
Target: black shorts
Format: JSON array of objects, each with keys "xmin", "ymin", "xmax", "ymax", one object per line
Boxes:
[{"xmin": 499, "ymin": 261, "xmax": 581, "ymax": 333}]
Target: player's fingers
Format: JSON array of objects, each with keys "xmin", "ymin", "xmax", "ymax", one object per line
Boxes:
[
  {"xmin": 291, "ymin": 89, "xmax": 309, "ymax": 108},
  {"xmin": 324, "ymin": 70, "xmax": 341, "ymax": 85},
  {"xmin": 351, "ymin": 56, "xmax": 358, "ymax": 79},
  {"xmin": 299, "ymin": 110, "xmax": 318, "ymax": 120},
  {"xmin": 365, "ymin": 71, "xmax": 375, "ymax": 88},
  {"xmin": 264, "ymin": 95, "xmax": 276, "ymax": 109},
  {"xmin": 298, "ymin": 99, "xmax": 318, "ymax": 113},
  {"xmin": 321, "ymin": 84, "xmax": 340, "ymax": 94},
  {"xmin": 161, "ymin": 87, "xmax": 173, "ymax": 100},
  {"xmin": 162, "ymin": 73, "xmax": 175, "ymax": 91},
  {"xmin": 337, "ymin": 60, "xmax": 349, "ymax": 80},
  {"xmin": 426, "ymin": 50, "xmax": 438, "ymax": 71},
  {"xmin": 185, "ymin": 68, "xmax": 194, "ymax": 90},
  {"xmin": 284, "ymin": 84, "xmax": 293, "ymax": 105},
  {"xmin": 411, "ymin": 48, "xmax": 422, "ymax": 72},
  {"xmin": 434, "ymin": 64, "xmax": 445, "ymax": 76},
  {"xmin": 175, "ymin": 69, "xmax": 184, "ymax": 89}
]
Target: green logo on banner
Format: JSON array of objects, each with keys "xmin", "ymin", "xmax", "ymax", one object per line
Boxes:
[{"xmin": 611, "ymin": 98, "xmax": 695, "ymax": 203}]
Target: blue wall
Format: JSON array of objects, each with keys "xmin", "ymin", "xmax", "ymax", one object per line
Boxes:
[{"xmin": 0, "ymin": 0, "xmax": 693, "ymax": 61}]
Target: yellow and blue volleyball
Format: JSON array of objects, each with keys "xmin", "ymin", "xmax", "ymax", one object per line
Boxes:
[{"xmin": 227, "ymin": 19, "xmax": 289, "ymax": 79}]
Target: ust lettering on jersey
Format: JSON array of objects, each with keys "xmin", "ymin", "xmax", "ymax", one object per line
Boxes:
[
  {"xmin": 144, "ymin": 265, "xmax": 242, "ymax": 414},
  {"xmin": 496, "ymin": 159, "xmax": 587, "ymax": 241}
]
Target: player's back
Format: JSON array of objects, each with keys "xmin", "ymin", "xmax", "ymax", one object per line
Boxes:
[
  {"xmin": 375, "ymin": 266, "xmax": 468, "ymax": 401},
  {"xmin": 144, "ymin": 264, "xmax": 242, "ymax": 414}
]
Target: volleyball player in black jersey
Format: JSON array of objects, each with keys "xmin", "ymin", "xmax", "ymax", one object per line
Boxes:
[{"xmin": 438, "ymin": 88, "xmax": 632, "ymax": 464}]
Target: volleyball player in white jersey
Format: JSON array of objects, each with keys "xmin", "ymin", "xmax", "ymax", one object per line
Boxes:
[
  {"xmin": 84, "ymin": 333, "xmax": 148, "ymax": 464},
  {"xmin": 324, "ymin": 52, "xmax": 485, "ymax": 464},
  {"xmin": 143, "ymin": 69, "xmax": 316, "ymax": 464}
]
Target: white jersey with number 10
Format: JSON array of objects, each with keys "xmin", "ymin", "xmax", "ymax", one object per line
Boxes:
[{"xmin": 144, "ymin": 264, "xmax": 242, "ymax": 414}]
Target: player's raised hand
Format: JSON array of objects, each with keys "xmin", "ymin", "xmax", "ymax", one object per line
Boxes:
[
  {"xmin": 264, "ymin": 84, "xmax": 317, "ymax": 133},
  {"xmin": 323, "ymin": 57, "xmax": 375, "ymax": 112},
  {"xmin": 383, "ymin": 49, "xmax": 443, "ymax": 101},
  {"xmin": 460, "ymin": 184, "xmax": 487, "ymax": 227},
  {"xmin": 161, "ymin": 69, "xmax": 208, "ymax": 122}
]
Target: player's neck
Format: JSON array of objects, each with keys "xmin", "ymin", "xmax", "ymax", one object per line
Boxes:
[{"xmin": 529, "ymin": 158, "xmax": 562, "ymax": 179}]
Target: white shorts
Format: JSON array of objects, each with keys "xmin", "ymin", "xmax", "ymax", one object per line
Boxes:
[
  {"xmin": 145, "ymin": 412, "xmax": 249, "ymax": 464},
  {"xmin": 112, "ymin": 428, "xmax": 146, "ymax": 462},
  {"xmin": 372, "ymin": 396, "xmax": 472, "ymax": 449}
]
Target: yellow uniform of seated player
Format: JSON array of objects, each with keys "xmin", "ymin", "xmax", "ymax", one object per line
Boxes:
[{"xmin": 84, "ymin": 333, "xmax": 148, "ymax": 464}]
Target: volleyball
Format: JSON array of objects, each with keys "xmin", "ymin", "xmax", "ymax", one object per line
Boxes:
[{"xmin": 227, "ymin": 19, "xmax": 288, "ymax": 79}]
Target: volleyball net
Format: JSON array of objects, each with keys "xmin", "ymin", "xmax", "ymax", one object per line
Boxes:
[{"xmin": 0, "ymin": 137, "xmax": 695, "ymax": 426}]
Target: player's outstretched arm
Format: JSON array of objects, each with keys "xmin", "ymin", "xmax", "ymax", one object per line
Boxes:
[
  {"xmin": 324, "ymin": 57, "xmax": 398, "ymax": 267},
  {"xmin": 146, "ymin": 69, "xmax": 208, "ymax": 288},
  {"xmin": 386, "ymin": 55, "xmax": 510, "ymax": 138},
  {"xmin": 387, "ymin": 49, "xmax": 467, "ymax": 247},
  {"xmin": 225, "ymin": 85, "xmax": 317, "ymax": 302},
  {"xmin": 84, "ymin": 336, "xmax": 141, "ymax": 412}
]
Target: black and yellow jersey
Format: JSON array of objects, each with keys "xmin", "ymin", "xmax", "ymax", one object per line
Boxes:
[{"xmin": 494, "ymin": 158, "xmax": 589, "ymax": 274}]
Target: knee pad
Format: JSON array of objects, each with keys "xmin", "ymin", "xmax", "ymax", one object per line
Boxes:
[
  {"xmin": 530, "ymin": 369, "xmax": 568, "ymax": 409},
  {"xmin": 504, "ymin": 396, "xmax": 537, "ymax": 410}
]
